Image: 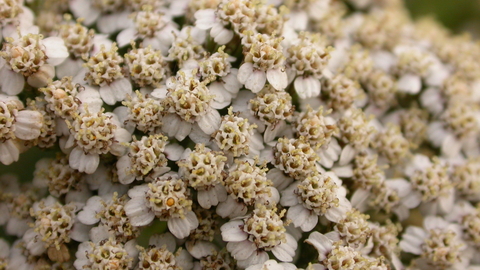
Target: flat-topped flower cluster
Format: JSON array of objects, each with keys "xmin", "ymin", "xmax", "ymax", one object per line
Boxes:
[{"xmin": 1, "ymin": 0, "xmax": 480, "ymax": 269}]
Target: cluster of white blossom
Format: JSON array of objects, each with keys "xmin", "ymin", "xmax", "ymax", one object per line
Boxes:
[{"xmin": 2, "ymin": 0, "xmax": 480, "ymax": 269}]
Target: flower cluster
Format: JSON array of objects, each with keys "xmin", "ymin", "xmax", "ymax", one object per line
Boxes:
[{"xmin": 2, "ymin": 0, "xmax": 480, "ymax": 269}]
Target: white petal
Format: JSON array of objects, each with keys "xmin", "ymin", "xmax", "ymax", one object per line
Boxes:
[
  {"xmin": 339, "ymin": 145, "xmax": 356, "ymax": 166},
  {"xmin": 105, "ymin": 78, "xmax": 132, "ymax": 104},
  {"xmin": 325, "ymin": 197, "xmax": 350, "ymax": 223},
  {"xmin": 332, "ymin": 165, "xmax": 353, "ymax": 178},
  {"xmin": 164, "ymin": 143, "xmax": 185, "ymax": 161},
  {"xmin": 116, "ymin": 27, "xmax": 137, "ymax": 47},
  {"xmin": 168, "ymin": 211, "xmax": 198, "ymax": 239},
  {"xmin": 216, "ymin": 197, "xmax": 247, "ymax": 218},
  {"xmin": 70, "ymin": 0, "xmax": 100, "ymax": 25},
  {"xmin": 124, "ymin": 197, "xmax": 154, "ymax": 226},
  {"xmin": 127, "ymin": 185, "xmax": 149, "ymax": 199},
  {"xmin": 271, "ymin": 234, "xmax": 297, "ymax": 262},
  {"xmin": 210, "ymin": 23, "xmax": 233, "ymax": 45},
  {"xmin": 299, "ymin": 212, "xmax": 318, "ymax": 232},
  {"xmin": 397, "ymin": 73, "xmax": 422, "ymax": 94},
  {"xmin": 69, "ymin": 147, "xmax": 100, "ymax": 174},
  {"xmin": 99, "ymin": 86, "xmax": 116, "ymax": 105},
  {"xmin": 0, "ymin": 68, "xmax": 24, "ymax": 95},
  {"xmin": 280, "ymin": 184, "xmax": 298, "ymax": 207},
  {"xmin": 77, "ymin": 196, "xmax": 104, "ymax": 225},
  {"xmin": 56, "ymin": 58, "xmax": 83, "ymax": 79},
  {"xmin": 294, "ymin": 76, "xmax": 321, "ymax": 99},
  {"xmin": 287, "ymin": 204, "xmax": 310, "ymax": 228},
  {"xmin": 14, "ymin": 110, "xmax": 43, "ymax": 140},
  {"xmin": 151, "ymin": 86, "xmax": 169, "ymax": 99},
  {"xmin": 77, "ymin": 87, "xmax": 103, "ymax": 113},
  {"xmin": 194, "ymin": 9, "xmax": 216, "ymax": 29},
  {"xmin": 305, "ymin": 232, "xmax": 332, "ymax": 261},
  {"xmin": 186, "ymin": 240, "xmax": 218, "ymax": 259},
  {"xmin": 402, "ymin": 191, "xmax": 422, "ymax": 209},
  {"xmin": 238, "ymin": 62, "xmax": 254, "ymax": 84},
  {"xmin": 226, "ymin": 240, "xmax": 256, "ymax": 261},
  {"xmin": 197, "ymin": 189, "xmax": 213, "ymax": 209},
  {"xmin": 97, "ymin": 13, "xmax": 120, "ymax": 34},
  {"xmin": 246, "ymin": 70, "xmax": 267, "ymax": 93},
  {"xmin": 267, "ymin": 68, "xmax": 288, "ymax": 90},
  {"xmin": 149, "ymin": 233, "xmax": 176, "ymax": 252},
  {"xmin": 221, "ymin": 220, "xmax": 248, "ymax": 242},
  {"xmin": 197, "ymin": 108, "xmax": 221, "ymax": 135},
  {"xmin": 42, "ymin": 37, "xmax": 69, "ymax": 66},
  {"xmin": 441, "ymin": 134, "xmax": 462, "ymax": 158},
  {"xmin": 350, "ymin": 189, "xmax": 370, "ymax": 211}
]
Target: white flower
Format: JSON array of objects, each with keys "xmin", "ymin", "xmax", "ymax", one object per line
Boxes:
[
  {"xmin": 280, "ymin": 171, "xmax": 351, "ymax": 231},
  {"xmin": 69, "ymin": 0, "xmax": 131, "ymax": 34},
  {"xmin": 238, "ymin": 33, "xmax": 288, "ymax": 92},
  {"xmin": 74, "ymin": 238, "xmax": 138, "ymax": 270},
  {"xmin": 0, "ymin": 33, "xmax": 68, "ymax": 95},
  {"xmin": 74, "ymin": 43, "xmax": 133, "ymax": 106},
  {"xmin": 246, "ymin": 260, "xmax": 297, "ymax": 270},
  {"xmin": 217, "ymin": 158, "xmax": 279, "ymax": 218},
  {"xmin": 404, "ymin": 154, "xmax": 455, "ymax": 215},
  {"xmin": 0, "ymin": 95, "xmax": 43, "ymax": 165},
  {"xmin": 221, "ymin": 204, "xmax": 297, "ymax": 268},
  {"xmin": 116, "ymin": 7, "xmax": 178, "ymax": 53},
  {"xmin": 137, "ymin": 233, "xmax": 193, "ymax": 270},
  {"xmin": 400, "ymin": 216, "xmax": 469, "ymax": 270},
  {"xmin": 124, "ymin": 174, "xmax": 199, "ymax": 239},
  {"xmin": 350, "ymin": 178, "xmax": 420, "ymax": 221},
  {"xmin": 66, "ymin": 108, "xmax": 131, "ymax": 174},
  {"xmin": 152, "ymin": 70, "xmax": 221, "ymax": 141}
]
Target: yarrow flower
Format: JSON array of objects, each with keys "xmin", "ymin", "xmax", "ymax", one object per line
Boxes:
[
  {"xmin": 4, "ymin": 1, "xmax": 480, "ymax": 269},
  {"xmin": 124, "ymin": 173, "xmax": 199, "ymax": 239}
]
